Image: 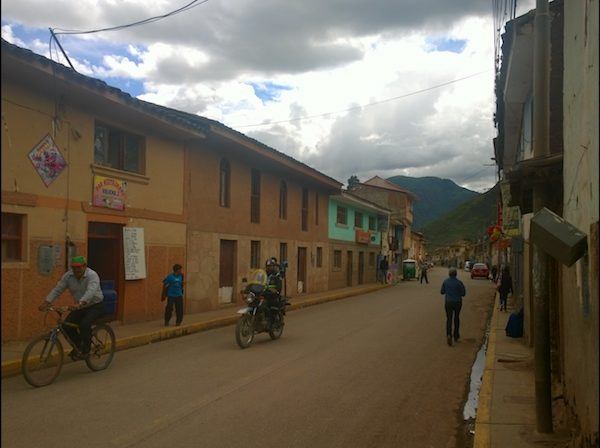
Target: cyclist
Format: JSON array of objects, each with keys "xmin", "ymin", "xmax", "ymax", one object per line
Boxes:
[{"xmin": 38, "ymin": 255, "xmax": 105, "ymax": 360}]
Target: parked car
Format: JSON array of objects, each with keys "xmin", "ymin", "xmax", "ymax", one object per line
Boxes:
[{"xmin": 471, "ymin": 263, "xmax": 490, "ymax": 279}]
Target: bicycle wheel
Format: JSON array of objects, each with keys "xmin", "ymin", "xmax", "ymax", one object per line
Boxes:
[
  {"xmin": 85, "ymin": 323, "xmax": 116, "ymax": 371},
  {"xmin": 21, "ymin": 334, "xmax": 64, "ymax": 387}
]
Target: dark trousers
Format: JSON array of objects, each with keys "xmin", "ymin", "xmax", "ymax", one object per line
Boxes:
[
  {"xmin": 445, "ymin": 301, "xmax": 462, "ymax": 338},
  {"xmin": 164, "ymin": 296, "xmax": 183, "ymax": 325},
  {"xmin": 499, "ymin": 292, "xmax": 508, "ymax": 310},
  {"xmin": 420, "ymin": 271, "xmax": 429, "ymax": 284},
  {"xmin": 63, "ymin": 302, "xmax": 105, "ymax": 353}
]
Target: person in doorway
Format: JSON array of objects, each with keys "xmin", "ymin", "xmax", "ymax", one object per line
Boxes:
[
  {"xmin": 379, "ymin": 256, "xmax": 389, "ymax": 284},
  {"xmin": 440, "ymin": 267, "xmax": 466, "ymax": 346},
  {"xmin": 39, "ymin": 255, "xmax": 105, "ymax": 360},
  {"xmin": 419, "ymin": 262, "xmax": 429, "ymax": 284},
  {"xmin": 163, "ymin": 264, "xmax": 184, "ymax": 326},
  {"xmin": 497, "ymin": 265, "xmax": 513, "ymax": 312}
]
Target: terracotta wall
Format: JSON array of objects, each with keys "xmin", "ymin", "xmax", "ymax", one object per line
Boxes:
[{"xmin": 328, "ymin": 240, "xmax": 378, "ymax": 290}]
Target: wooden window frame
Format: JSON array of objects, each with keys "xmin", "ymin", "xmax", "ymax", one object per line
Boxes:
[
  {"xmin": 94, "ymin": 122, "xmax": 146, "ymax": 175},
  {"xmin": 333, "ymin": 250, "xmax": 342, "ymax": 270},
  {"xmin": 354, "ymin": 212, "xmax": 363, "ymax": 229},
  {"xmin": 316, "ymin": 247, "xmax": 323, "ymax": 268},
  {"xmin": 279, "ymin": 242, "xmax": 288, "ymax": 265},
  {"xmin": 315, "ymin": 192, "xmax": 319, "ymax": 226},
  {"xmin": 250, "ymin": 169, "xmax": 261, "ymax": 223},
  {"xmin": 301, "ymin": 188, "xmax": 309, "ymax": 231},
  {"xmin": 368, "ymin": 216, "xmax": 376, "ymax": 231},
  {"xmin": 1, "ymin": 212, "xmax": 25, "ymax": 262},
  {"xmin": 279, "ymin": 181, "xmax": 287, "ymax": 220},
  {"xmin": 219, "ymin": 158, "xmax": 231, "ymax": 208},
  {"xmin": 250, "ymin": 240, "xmax": 261, "ymax": 269},
  {"xmin": 336, "ymin": 206, "xmax": 347, "ymax": 226}
]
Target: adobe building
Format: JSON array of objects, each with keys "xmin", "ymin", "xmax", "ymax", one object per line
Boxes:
[{"xmin": 1, "ymin": 39, "xmax": 198, "ymax": 341}]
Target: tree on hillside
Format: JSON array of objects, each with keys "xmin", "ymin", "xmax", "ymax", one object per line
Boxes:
[{"xmin": 347, "ymin": 175, "xmax": 360, "ymax": 189}]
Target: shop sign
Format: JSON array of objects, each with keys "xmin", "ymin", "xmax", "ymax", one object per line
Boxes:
[
  {"xmin": 28, "ymin": 134, "xmax": 67, "ymax": 187},
  {"xmin": 123, "ymin": 227, "xmax": 147, "ymax": 280},
  {"xmin": 93, "ymin": 175, "xmax": 126, "ymax": 210},
  {"xmin": 356, "ymin": 229, "xmax": 371, "ymax": 244},
  {"xmin": 503, "ymin": 206, "xmax": 521, "ymax": 237}
]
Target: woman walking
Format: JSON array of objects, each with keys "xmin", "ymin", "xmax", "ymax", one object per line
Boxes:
[{"xmin": 497, "ymin": 266, "xmax": 513, "ymax": 312}]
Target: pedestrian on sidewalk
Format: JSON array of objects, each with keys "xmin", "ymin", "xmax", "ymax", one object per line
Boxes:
[
  {"xmin": 162, "ymin": 264, "xmax": 184, "ymax": 326},
  {"xmin": 440, "ymin": 267, "xmax": 466, "ymax": 346},
  {"xmin": 419, "ymin": 262, "xmax": 429, "ymax": 284},
  {"xmin": 497, "ymin": 265, "xmax": 513, "ymax": 312},
  {"xmin": 379, "ymin": 256, "xmax": 389, "ymax": 284}
]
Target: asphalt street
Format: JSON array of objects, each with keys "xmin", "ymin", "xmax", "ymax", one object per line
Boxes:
[{"xmin": 1, "ymin": 268, "xmax": 495, "ymax": 448}]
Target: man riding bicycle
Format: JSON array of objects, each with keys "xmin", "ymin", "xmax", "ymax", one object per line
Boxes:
[{"xmin": 38, "ymin": 255, "xmax": 105, "ymax": 360}]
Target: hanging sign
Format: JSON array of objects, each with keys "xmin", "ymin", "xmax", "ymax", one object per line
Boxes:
[
  {"xmin": 123, "ymin": 227, "xmax": 147, "ymax": 280},
  {"xmin": 356, "ymin": 229, "xmax": 371, "ymax": 244},
  {"xmin": 93, "ymin": 175, "xmax": 126, "ymax": 210},
  {"xmin": 28, "ymin": 134, "xmax": 67, "ymax": 187}
]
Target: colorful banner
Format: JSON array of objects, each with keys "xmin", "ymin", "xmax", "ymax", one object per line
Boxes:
[
  {"xmin": 93, "ymin": 175, "xmax": 126, "ymax": 210},
  {"xmin": 28, "ymin": 134, "xmax": 67, "ymax": 187},
  {"xmin": 356, "ymin": 229, "xmax": 371, "ymax": 244}
]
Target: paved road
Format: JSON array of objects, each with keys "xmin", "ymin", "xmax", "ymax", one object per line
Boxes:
[{"xmin": 2, "ymin": 268, "xmax": 494, "ymax": 448}]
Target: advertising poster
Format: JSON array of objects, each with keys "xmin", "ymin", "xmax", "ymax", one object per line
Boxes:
[
  {"xmin": 123, "ymin": 227, "xmax": 147, "ymax": 280},
  {"xmin": 93, "ymin": 175, "xmax": 126, "ymax": 210},
  {"xmin": 28, "ymin": 134, "xmax": 67, "ymax": 187}
]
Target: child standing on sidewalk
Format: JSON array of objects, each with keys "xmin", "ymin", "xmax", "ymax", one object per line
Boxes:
[{"xmin": 162, "ymin": 264, "xmax": 184, "ymax": 326}]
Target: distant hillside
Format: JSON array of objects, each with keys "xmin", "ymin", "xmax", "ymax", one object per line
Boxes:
[
  {"xmin": 421, "ymin": 183, "xmax": 499, "ymax": 249},
  {"xmin": 387, "ymin": 175, "xmax": 479, "ymax": 230}
]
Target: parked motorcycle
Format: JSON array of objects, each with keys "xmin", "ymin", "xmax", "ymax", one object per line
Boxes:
[{"xmin": 235, "ymin": 270, "xmax": 290, "ymax": 349}]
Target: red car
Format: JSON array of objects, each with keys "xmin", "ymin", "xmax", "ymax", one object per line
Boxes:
[{"xmin": 470, "ymin": 263, "xmax": 490, "ymax": 279}]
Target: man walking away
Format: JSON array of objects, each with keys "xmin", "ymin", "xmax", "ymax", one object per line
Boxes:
[
  {"xmin": 440, "ymin": 268, "xmax": 466, "ymax": 346},
  {"xmin": 420, "ymin": 262, "xmax": 429, "ymax": 284},
  {"xmin": 379, "ymin": 256, "xmax": 389, "ymax": 284}
]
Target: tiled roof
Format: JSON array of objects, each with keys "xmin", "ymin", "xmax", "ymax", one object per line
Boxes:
[
  {"xmin": 361, "ymin": 176, "xmax": 417, "ymax": 198},
  {"xmin": 1, "ymin": 38, "xmax": 342, "ymax": 188}
]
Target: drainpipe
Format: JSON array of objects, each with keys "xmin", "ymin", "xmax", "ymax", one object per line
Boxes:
[{"xmin": 532, "ymin": 0, "xmax": 553, "ymax": 433}]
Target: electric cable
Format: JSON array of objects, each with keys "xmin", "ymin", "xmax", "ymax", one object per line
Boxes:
[{"xmin": 234, "ymin": 70, "xmax": 491, "ymax": 128}]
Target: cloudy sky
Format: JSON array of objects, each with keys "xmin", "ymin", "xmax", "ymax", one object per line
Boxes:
[{"xmin": 2, "ymin": 0, "xmax": 535, "ymax": 191}]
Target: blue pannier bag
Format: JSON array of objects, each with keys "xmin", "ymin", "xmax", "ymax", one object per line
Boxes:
[{"xmin": 505, "ymin": 307, "xmax": 524, "ymax": 338}]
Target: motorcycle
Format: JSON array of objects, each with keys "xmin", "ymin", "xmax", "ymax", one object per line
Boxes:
[{"xmin": 235, "ymin": 270, "xmax": 290, "ymax": 349}]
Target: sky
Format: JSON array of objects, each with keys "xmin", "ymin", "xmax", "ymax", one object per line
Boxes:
[{"xmin": 1, "ymin": 0, "xmax": 536, "ymax": 192}]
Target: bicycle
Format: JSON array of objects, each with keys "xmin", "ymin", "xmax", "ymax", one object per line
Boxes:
[{"xmin": 21, "ymin": 305, "xmax": 116, "ymax": 387}]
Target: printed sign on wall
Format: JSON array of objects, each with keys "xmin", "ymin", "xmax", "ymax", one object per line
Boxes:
[
  {"xmin": 93, "ymin": 175, "xmax": 126, "ymax": 210},
  {"xmin": 123, "ymin": 227, "xmax": 147, "ymax": 280},
  {"xmin": 28, "ymin": 134, "xmax": 67, "ymax": 187}
]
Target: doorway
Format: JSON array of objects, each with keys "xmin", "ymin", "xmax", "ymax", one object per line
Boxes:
[
  {"xmin": 297, "ymin": 247, "xmax": 307, "ymax": 294},
  {"xmin": 219, "ymin": 240, "xmax": 237, "ymax": 304},
  {"xmin": 87, "ymin": 222, "xmax": 124, "ymax": 319},
  {"xmin": 358, "ymin": 251, "xmax": 365, "ymax": 285},
  {"xmin": 347, "ymin": 251, "xmax": 353, "ymax": 286}
]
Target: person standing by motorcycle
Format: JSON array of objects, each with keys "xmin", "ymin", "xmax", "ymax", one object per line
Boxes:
[{"xmin": 264, "ymin": 257, "xmax": 282, "ymax": 324}]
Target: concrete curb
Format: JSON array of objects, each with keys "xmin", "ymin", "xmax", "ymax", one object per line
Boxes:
[
  {"xmin": 2, "ymin": 284, "xmax": 389, "ymax": 379},
  {"xmin": 473, "ymin": 292, "xmax": 499, "ymax": 448}
]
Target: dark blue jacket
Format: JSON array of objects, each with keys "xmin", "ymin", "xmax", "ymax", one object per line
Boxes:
[{"xmin": 441, "ymin": 277, "xmax": 466, "ymax": 303}]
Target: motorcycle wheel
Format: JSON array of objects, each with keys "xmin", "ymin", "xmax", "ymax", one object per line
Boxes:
[
  {"xmin": 268, "ymin": 313, "xmax": 284, "ymax": 340},
  {"xmin": 235, "ymin": 315, "xmax": 254, "ymax": 349}
]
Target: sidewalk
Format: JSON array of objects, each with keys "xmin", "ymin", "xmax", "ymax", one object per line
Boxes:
[
  {"xmin": 2, "ymin": 283, "xmax": 389, "ymax": 378},
  {"xmin": 473, "ymin": 294, "xmax": 572, "ymax": 448}
]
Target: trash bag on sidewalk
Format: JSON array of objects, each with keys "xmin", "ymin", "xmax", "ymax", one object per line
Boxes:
[{"xmin": 505, "ymin": 307, "xmax": 524, "ymax": 338}]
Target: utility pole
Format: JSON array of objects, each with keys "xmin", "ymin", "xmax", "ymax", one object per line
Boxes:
[{"xmin": 532, "ymin": 0, "xmax": 553, "ymax": 434}]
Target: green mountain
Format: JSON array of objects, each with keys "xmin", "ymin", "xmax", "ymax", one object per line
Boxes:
[
  {"xmin": 387, "ymin": 175, "xmax": 479, "ymax": 230},
  {"xmin": 421, "ymin": 184, "xmax": 499, "ymax": 248}
]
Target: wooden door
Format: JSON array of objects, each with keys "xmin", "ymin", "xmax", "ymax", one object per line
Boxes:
[
  {"xmin": 87, "ymin": 222, "xmax": 124, "ymax": 319},
  {"xmin": 347, "ymin": 251, "xmax": 353, "ymax": 286},
  {"xmin": 358, "ymin": 251, "xmax": 365, "ymax": 285},
  {"xmin": 297, "ymin": 247, "xmax": 307, "ymax": 294},
  {"xmin": 219, "ymin": 240, "xmax": 236, "ymax": 303}
]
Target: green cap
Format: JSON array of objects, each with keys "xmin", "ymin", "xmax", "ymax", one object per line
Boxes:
[{"xmin": 71, "ymin": 255, "xmax": 87, "ymax": 266}]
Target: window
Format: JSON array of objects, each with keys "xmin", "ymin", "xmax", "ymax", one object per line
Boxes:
[
  {"xmin": 279, "ymin": 181, "xmax": 287, "ymax": 219},
  {"xmin": 220, "ymin": 159, "xmax": 230, "ymax": 207},
  {"xmin": 336, "ymin": 206, "xmax": 347, "ymax": 225},
  {"xmin": 251, "ymin": 169, "xmax": 261, "ymax": 223},
  {"xmin": 2, "ymin": 213, "xmax": 24, "ymax": 262},
  {"xmin": 369, "ymin": 252, "xmax": 375, "ymax": 267},
  {"xmin": 333, "ymin": 250, "xmax": 342, "ymax": 268},
  {"xmin": 251, "ymin": 241, "xmax": 261, "ymax": 269},
  {"xmin": 368, "ymin": 216, "xmax": 376, "ymax": 231},
  {"xmin": 315, "ymin": 192, "xmax": 319, "ymax": 226},
  {"xmin": 316, "ymin": 247, "xmax": 323, "ymax": 268},
  {"xmin": 355, "ymin": 212, "xmax": 363, "ymax": 229},
  {"xmin": 301, "ymin": 188, "xmax": 309, "ymax": 231},
  {"xmin": 94, "ymin": 123, "xmax": 145, "ymax": 174},
  {"xmin": 280, "ymin": 242, "xmax": 288, "ymax": 265}
]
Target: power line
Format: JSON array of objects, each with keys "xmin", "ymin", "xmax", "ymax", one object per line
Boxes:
[
  {"xmin": 53, "ymin": 0, "xmax": 209, "ymax": 35},
  {"xmin": 234, "ymin": 70, "xmax": 491, "ymax": 128}
]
